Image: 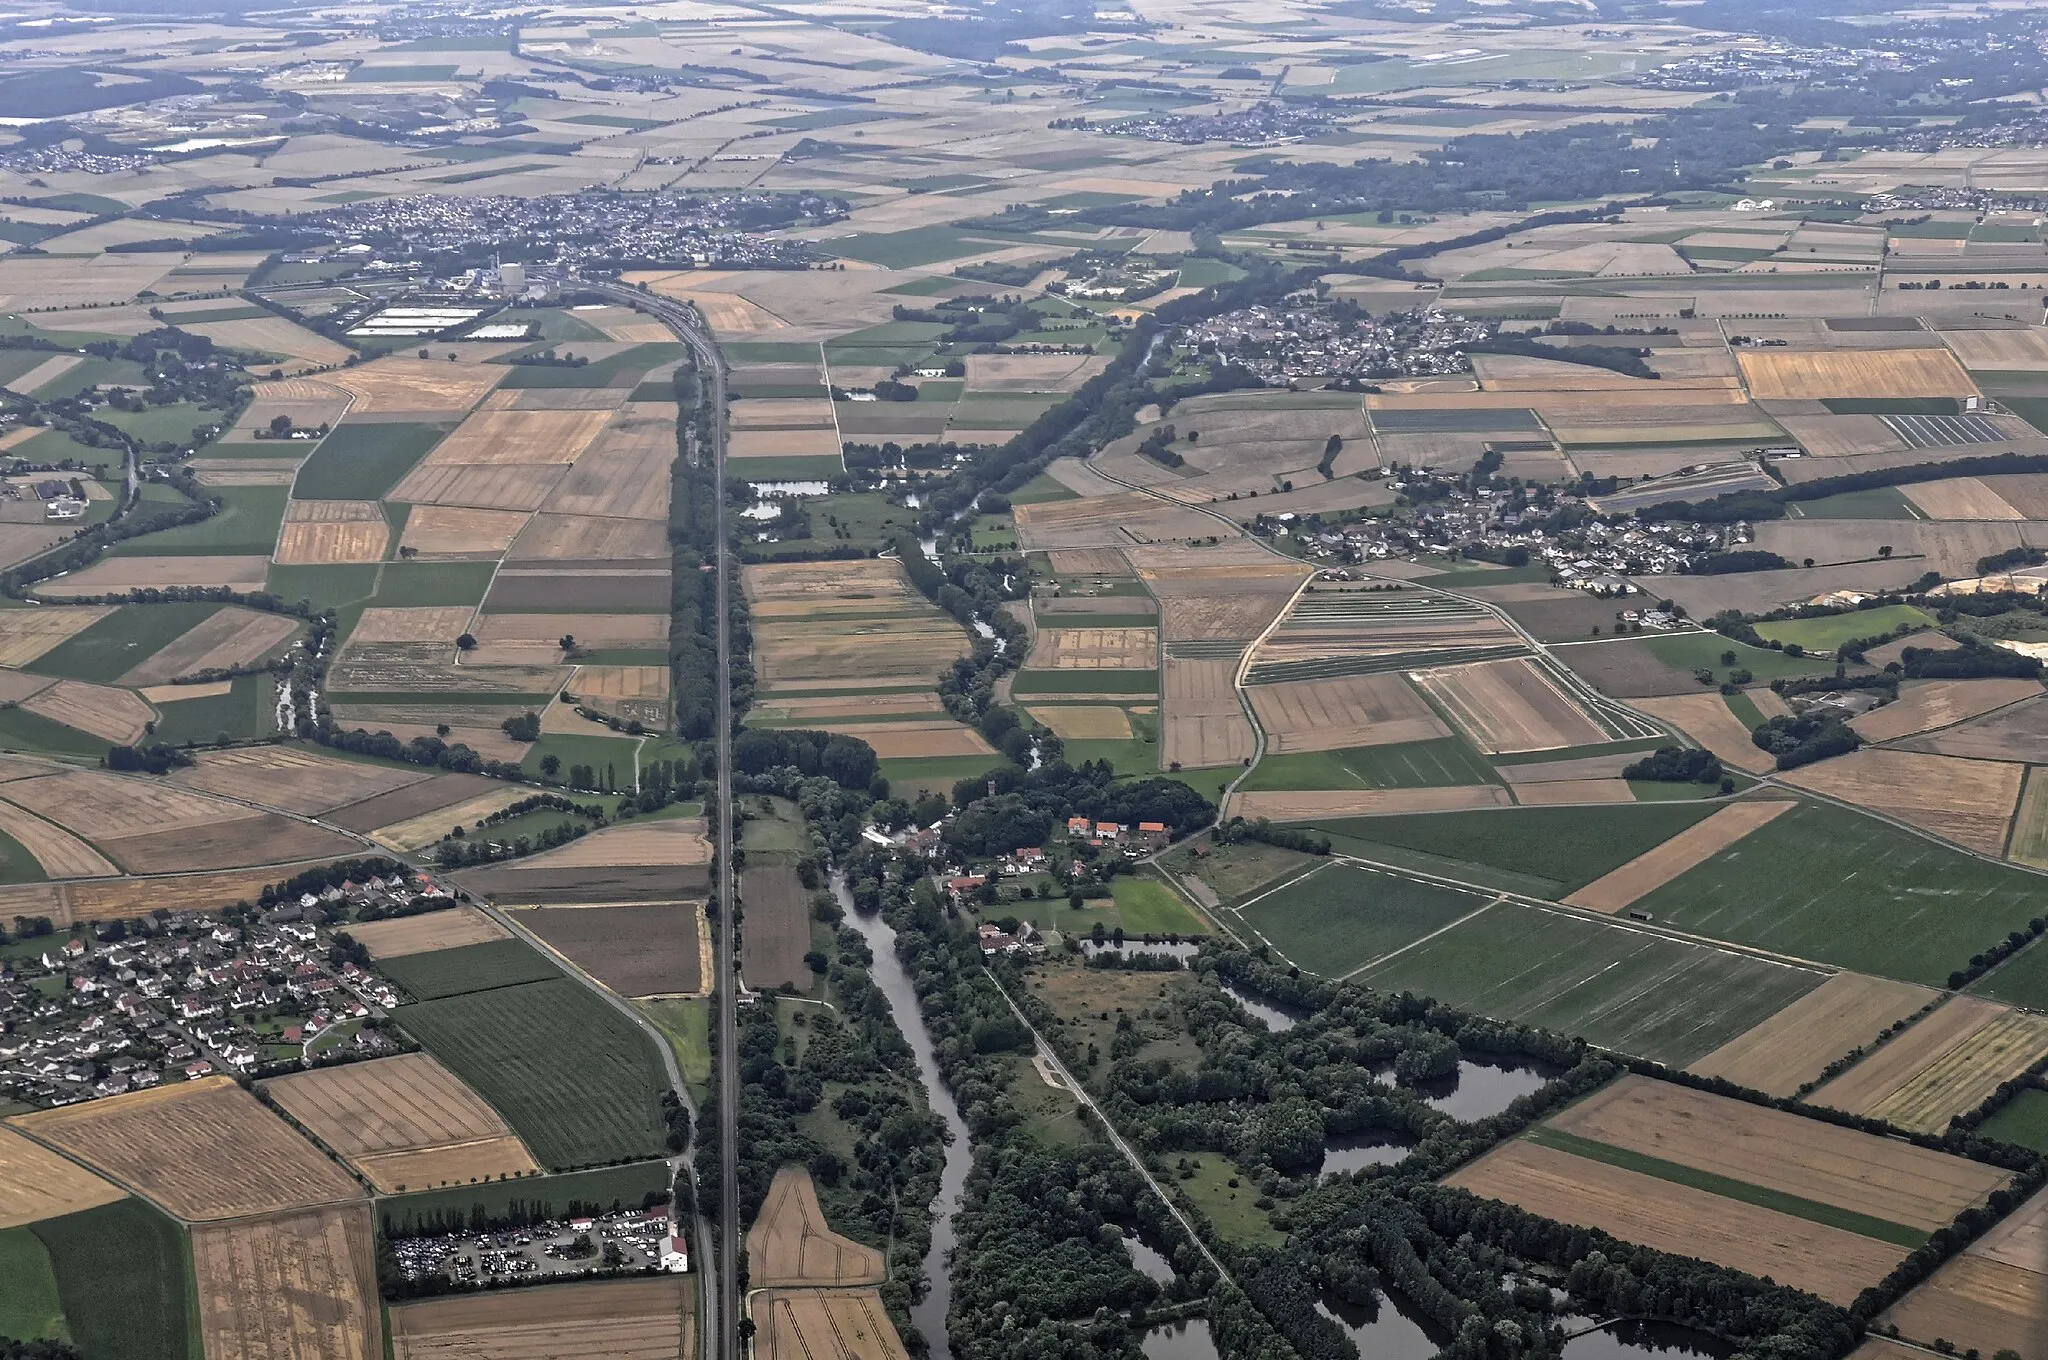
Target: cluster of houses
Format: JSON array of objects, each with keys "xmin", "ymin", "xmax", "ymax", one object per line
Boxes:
[
  {"xmin": 0, "ymin": 476, "xmax": 90, "ymax": 521},
  {"xmin": 0, "ymin": 875, "xmax": 431, "ymax": 1109},
  {"xmin": 1182, "ymin": 302, "xmax": 1491, "ymax": 384}
]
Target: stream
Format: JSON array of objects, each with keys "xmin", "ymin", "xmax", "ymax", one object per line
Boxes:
[{"xmin": 833, "ymin": 874, "xmax": 974, "ymax": 1360}]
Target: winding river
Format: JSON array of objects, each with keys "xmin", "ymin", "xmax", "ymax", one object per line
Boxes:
[{"xmin": 833, "ymin": 875, "xmax": 974, "ymax": 1360}]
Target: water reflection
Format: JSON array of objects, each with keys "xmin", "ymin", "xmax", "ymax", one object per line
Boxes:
[
  {"xmin": 1079, "ymin": 939, "xmax": 1199, "ymax": 960},
  {"xmin": 1564, "ymin": 1321, "xmax": 1736, "ymax": 1360},
  {"xmin": 1218, "ymin": 978, "xmax": 1304, "ymax": 1031},
  {"xmin": 747, "ymin": 479, "xmax": 831, "ymax": 495},
  {"xmin": 1415, "ymin": 1057, "xmax": 1554, "ymax": 1122},
  {"xmin": 1124, "ymin": 1232, "xmax": 1175, "ymax": 1284},
  {"xmin": 1320, "ymin": 1131, "xmax": 1414, "ymax": 1174},
  {"xmin": 834, "ymin": 878, "xmax": 972, "ymax": 1360},
  {"xmin": 1142, "ymin": 1318, "xmax": 1220, "ymax": 1360},
  {"xmin": 1316, "ymin": 1288, "xmax": 1453, "ymax": 1360}
]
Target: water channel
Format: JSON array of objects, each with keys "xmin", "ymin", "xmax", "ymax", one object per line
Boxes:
[{"xmin": 832, "ymin": 875, "xmax": 974, "ymax": 1360}]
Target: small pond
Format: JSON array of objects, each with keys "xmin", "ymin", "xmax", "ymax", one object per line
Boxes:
[
  {"xmin": 1320, "ymin": 1130, "xmax": 1416, "ymax": 1174},
  {"xmin": 1563, "ymin": 1321, "xmax": 1736, "ymax": 1360},
  {"xmin": 1124, "ymin": 1231, "xmax": 1175, "ymax": 1284},
  {"xmin": 1316, "ymin": 1287, "xmax": 1454, "ymax": 1360},
  {"xmin": 1141, "ymin": 1318, "xmax": 1220, "ymax": 1360}
]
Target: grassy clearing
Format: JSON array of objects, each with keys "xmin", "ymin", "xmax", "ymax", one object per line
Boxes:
[
  {"xmin": 1175, "ymin": 1154, "xmax": 1282, "ymax": 1246},
  {"xmin": 825, "ymin": 226, "xmax": 991, "ymax": 268},
  {"xmin": 1312, "ymin": 802, "xmax": 1720, "ymax": 897},
  {"xmin": 1787, "ymin": 487, "xmax": 1918, "ymax": 520},
  {"xmin": 1753, "ymin": 604, "xmax": 1934, "ymax": 653},
  {"xmin": 1238, "ymin": 861, "xmax": 1493, "ymax": 973},
  {"xmin": 0, "ymin": 705, "xmax": 106, "ymax": 758},
  {"xmin": 375, "ymin": 1161, "xmax": 672, "ymax": 1234},
  {"xmin": 33, "ymin": 1197, "xmax": 198, "ymax": 1360},
  {"xmin": 877, "ymin": 754, "xmax": 1010, "ymax": 798},
  {"xmin": 1639, "ymin": 800, "xmax": 2045, "ymax": 986},
  {"xmin": 375, "ymin": 937, "xmax": 564, "ymax": 1002},
  {"xmin": 265, "ymin": 563, "xmax": 381, "ymax": 610},
  {"xmin": 98, "ymin": 402, "xmax": 215, "ymax": 447},
  {"xmin": 109, "ymin": 485, "xmax": 287, "ymax": 557},
  {"xmin": 730, "ymin": 455, "xmax": 845, "ymax": 481},
  {"xmin": 29, "ymin": 602, "xmax": 222, "ymax": 683},
  {"xmin": 1162, "ymin": 840, "xmax": 1314, "ymax": 905},
  {"xmin": 1240, "ymin": 737, "xmax": 1497, "ymax": 792},
  {"xmin": 395, "ymin": 977, "xmax": 671, "ymax": 1169},
  {"xmin": 520, "ymin": 731, "xmax": 642, "ymax": 786},
  {"xmin": 497, "ymin": 343, "xmax": 683, "ymax": 389},
  {"xmin": 1636, "ymin": 630, "xmax": 1841, "ymax": 683},
  {"xmin": 1111, "ymin": 875, "xmax": 1209, "ymax": 935},
  {"xmin": 372, "ymin": 560, "xmax": 495, "ymax": 607},
  {"xmin": 1010, "ymin": 471, "xmax": 1081, "ymax": 505},
  {"xmin": 1356, "ymin": 901, "xmax": 1826, "ymax": 1065},
  {"xmin": 1977, "ymin": 1088, "xmax": 2048, "ymax": 1153},
  {"xmin": 639, "ymin": 997, "xmax": 712, "ymax": 1105},
  {"xmin": 1521, "ymin": 1126, "xmax": 1926, "ymax": 1248},
  {"xmin": 291, "ymin": 422, "xmax": 448, "ymax": 500}
]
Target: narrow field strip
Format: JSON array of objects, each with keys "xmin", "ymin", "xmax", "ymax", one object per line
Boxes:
[{"xmin": 1521, "ymin": 1126, "xmax": 1928, "ymax": 1249}]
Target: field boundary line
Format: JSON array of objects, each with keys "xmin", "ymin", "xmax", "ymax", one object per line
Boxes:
[{"xmin": 1341, "ymin": 895, "xmax": 1503, "ymax": 980}]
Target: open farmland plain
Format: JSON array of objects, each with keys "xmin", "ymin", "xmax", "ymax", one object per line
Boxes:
[
  {"xmin": 1884, "ymin": 1184, "xmax": 2048, "ymax": 1360},
  {"xmin": 390, "ymin": 1278, "xmax": 694, "ymax": 1360},
  {"xmin": 191, "ymin": 1205, "xmax": 381, "ymax": 1360}
]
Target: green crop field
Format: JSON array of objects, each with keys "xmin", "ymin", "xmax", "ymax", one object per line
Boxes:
[
  {"xmin": 1237, "ymin": 861, "xmax": 1494, "ymax": 973},
  {"xmin": 147, "ymin": 674, "xmax": 274, "ymax": 745},
  {"xmin": 371, "ymin": 561, "xmax": 496, "ymax": 607},
  {"xmin": 1012, "ymin": 669, "xmax": 1159, "ymax": 696},
  {"xmin": 0, "ymin": 1225, "xmax": 65, "ymax": 1341},
  {"xmin": 1110, "ymin": 875, "xmax": 1210, "ymax": 935},
  {"xmin": 0, "ymin": 705, "xmax": 107, "ymax": 758},
  {"xmin": 108, "ymin": 485, "xmax": 287, "ymax": 557},
  {"xmin": 1977, "ymin": 1088, "xmax": 2048, "ymax": 1153},
  {"xmin": 496, "ymin": 343, "xmax": 683, "ymax": 389},
  {"xmin": 1636, "ymin": 631, "xmax": 1838, "ymax": 684},
  {"xmin": 1311, "ymin": 802, "xmax": 1721, "ymax": 897},
  {"xmin": 291, "ymin": 421, "xmax": 448, "ymax": 500},
  {"xmin": 520, "ymin": 731, "xmax": 642, "ymax": 787},
  {"xmin": 266, "ymin": 563, "xmax": 381, "ymax": 610},
  {"xmin": 33, "ymin": 1198, "xmax": 198, "ymax": 1360},
  {"xmin": 1753, "ymin": 604, "xmax": 1934, "ymax": 653},
  {"xmin": 1355, "ymin": 900, "xmax": 1827, "ymax": 1066},
  {"xmin": 1970, "ymin": 935, "xmax": 2048, "ymax": 1010},
  {"xmin": 98, "ymin": 402, "xmax": 214, "ymax": 447},
  {"xmin": 395, "ymin": 977, "xmax": 671, "ymax": 1168},
  {"xmin": 1634, "ymin": 800, "xmax": 2044, "ymax": 985},
  {"xmin": 374, "ymin": 938, "xmax": 563, "ymax": 1002},
  {"xmin": 375, "ymin": 1160, "xmax": 671, "ymax": 1234},
  {"xmin": 877, "ymin": 753, "xmax": 1011, "ymax": 798},
  {"xmin": 0, "ymin": 824, "xmax": 47, "ymax": 884},
  {"xmin": 28, "ymin": 602, "xmax": 222, "ymax": 683},
  {"xmin": 1239, "ymin": 737, "xmax": 1498, "ymax": 792}
]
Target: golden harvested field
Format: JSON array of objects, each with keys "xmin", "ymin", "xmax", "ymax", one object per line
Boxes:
[
  {"xmin": 0, "ymin": 606, "xmax": 112, "ymax": 667},
  {"xmin": 0, "ymin": 865, "xmax": 354, "ymax": 929},
  {"xmin": 1689, "ymin": 972, "xmax": 1936, "ymax": 1097},
  {"xmin": 963, "ymin": 353, "xmax": 1108, "ymax": 392},
  {"xmin": 743, "ymin": 559, "xmax": 921, "ymax": 612},
  {"xmin": 323, "ymin": 358, "xmax": 505, "ymax": 414},
  {"xmin": 753, "ymin": 618, "xmax": 970, "ymax": 686},
  {"xmin": 371, "ymin": 786, "xmax": 538, "ymax": 852},
  {"xmin": 397, "ymin": 505, "xmax": 531, "ymax": 557},
  {"xmin": 841, "ymin": 719, "xmax": 996, "ymax": 759},
  {"xmin": 262, "ymin": 1053, "xmax": 540, "ymax": 1193},
  {"xmin": 1940, "ymin": 326, "xmax": 2048, "ymax": 372},
  {"xmin": 748, "ymin": 1167, "xmax": 885, "ymax": 1287},
  {"xmin": 754, "ymin": 693, "xmax": 945, "ymax": 723},
  {"xmin": 1780, "ymin": 414, "xmax": 1908, "ymax": 457},
  {"xmin": 754, "ymin": 1289, "xmax": 911, "ymax": 1360},
  {"xmin": 1231, "ymin": 786, "xmax": 1511, "ymax": 820},
  {"xmin": 345, "ymin": 905, "xmax": 508, "ymax": 959},
  {"xmin": 1013, "ymin": 492, "xmax": 1216, "ymax": 550},
  {"xmin": 2010, "ymin": 765, "xmax": 2048, "ymax": 869},
  {"xmin": 0, "ymin": 669, "xmax": 53, "ymax": 703},
  {"xmin": 478, "ymin": 612, "xmax": 666, "ymax": 647},
  {"xmin": 1780, "ymin": 749, "xmax": 2022, "ymax": 855},
  {"xmin": 425, "ymin": 408, "xmax": 611, "ymax": 466},
  {"xmin": 1552, "ymin": 1076, "xmax": 2006, "ymax": 1230},
  {"xmin": 274, "ymin": 519, "xmax": 390, "ymax": 565},
  {"xmin": 144, "ymin": 680, "xmax": 233, "ymax": 703},
  {"xmin": 573, "ymin": 665, "xmax": 669, "ymax": 699},
  {"xmin": 1025, "ymin": 705, "xmax": 1133, "ymax": 740},
  {"xmin": 0, "ymin": 1125, "xmax": 124, "ymax": 1228},
  {"xmin": 1045, "ymin": 549, "xmax": 1131, "ymax": 576},
  {"xmin": 1564, "ymin": 800, "xmax": 1796, "ymax": 912},
  {"xmin": 730, "ymin": 428, "xmax": 840, "ymax": 458},
  {"xmin": 170, "ymin": 746, "xmax": 430, "ymax": 816},
  {"xmin": 511, "ymin": 816, "xmax": 711, "ymax": 870},
  {"xmin": 543, "ymin": 407, "xmax": 673, "ymax": 520},
  {"xmin": 191, "ymin": 1205, "xmax": 380, "ymax": 1360},
  {"xmin": 1028, "ymin": 626, "xmax": 1157, "ymax": 670},
  {"xmin": 348, "ymin": 606, "xmax": 476, "ymax": 644},
  {"xmin": 1737, "ymin": 347, "xmax": 1979, "ymax": 400},
  {"xmin": 21, "ymin": 679, "xmax": 154, "ymax": 744},
  {"xmin": 1411, "ymin": 658, "xmax": 1608, "ymax": 754},
  {"xmin": 1444, "ymin": 1140, "xmax": 1902, "ymax": 1305},
  {"xmin": 1247, "ymin": 674, "xmax": 1449, "ymax": 753},
  {"xmin": 1818, "ymin": 997, "xmax": 2048, "ymax": 1133},
  {"xmin": 0, "ymin": 800, "xmax": 115, "ymax": 878},
  {"xmin": 1630, "ymin": 693, "xmax": 1776, "ymax": 773},
  {"xmin": 1900, "ymin": 477, "xmax": 2025, "ymax": 521},
  {"xmin": 731, "ymin": 398, "xmax": 836, "ymax": 428},
  {"xmin": 391, "ymin": 1278, "xmax": 693, "ymax": 1360},
  {"xmin": 510, "ymin": 513, "xmax": 667, "ymax": 562},
  {"xmin": 1851, "ymin": 678, "xmax": 2040, "ymax": 744},
  {"xmin": 1884, "ymin": 1185, "xmax": 2048, "ymax": 1360},
  {"xmin": 36, "ymin": 554, "xmax": 270, "ymax": 597},
  {"xmin": 12, "ymin": 1076, "xmax": 363, "ymax": 1220},
  {"xmin": 1509, "ymin": 779, "xmax": 1633, "ymax": 805},
  {"xmin": 116, "ymin": 607, "xmax": 299, "ymax": 688},
  {"xmin": 2, "ymin": 769, "xmax": 240, "ymax": 839},
  {"xmin": 387, "ymin": 462, "xmax": 567, "ymax": 512},
  {"xmin": 1163, "ymin": 657, "xmax": 1251, "ymax": 770},
  {"xmin": 188, "ymin": 314, "xmax": 353, "ymax": 370}
]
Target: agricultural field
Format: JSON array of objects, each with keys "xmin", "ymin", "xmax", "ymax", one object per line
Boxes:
[
  {"xmin": 389, "ymin": 1277, "xmax": 694, "ymax": 1360},
  {"xmin": 9, "ymin": 1076, "xmax": 363, "ymax": 1221},
  {"xmin": 1688, "ymin": 972, "xmax": 1937, "ymax": 1097},
  {"xmin": 746, "ymin": 1168, "xmax": 908, "ymax": 1360},
  {"xmin": 260, "ymin": 1053, "xmax": 543, "ymax": 1193},
  {"xmin": 1446, "ymin": 1075, "xmax": 2007, "ymax": 1304},
  {"xmin": 1883, "ymin": 1184, "xmax": 2048, "ymax": 1359},
  {"xmin": 191, "ymin": 1205, "xmax": 381, "ymax": 1360},
  {"xmin": 1814, "ymin": 997, "xmax": 2048, "ymax": 1134}
]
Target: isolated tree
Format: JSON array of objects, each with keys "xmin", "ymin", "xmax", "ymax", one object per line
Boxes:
[
  {"xmin": 559, "ymin": 634, "xmax": 577, "ymax": 652},
  {"xmin": 455, "ymin": 633, "xmax": 476, "ymax": 651},
  {"xmin": 269, "ymin": 414, "xmax": 293, "ymax": 436},
  {"xmin": 1878, "ymin": 544, "xmax": 1893, "ymax": 558}
]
